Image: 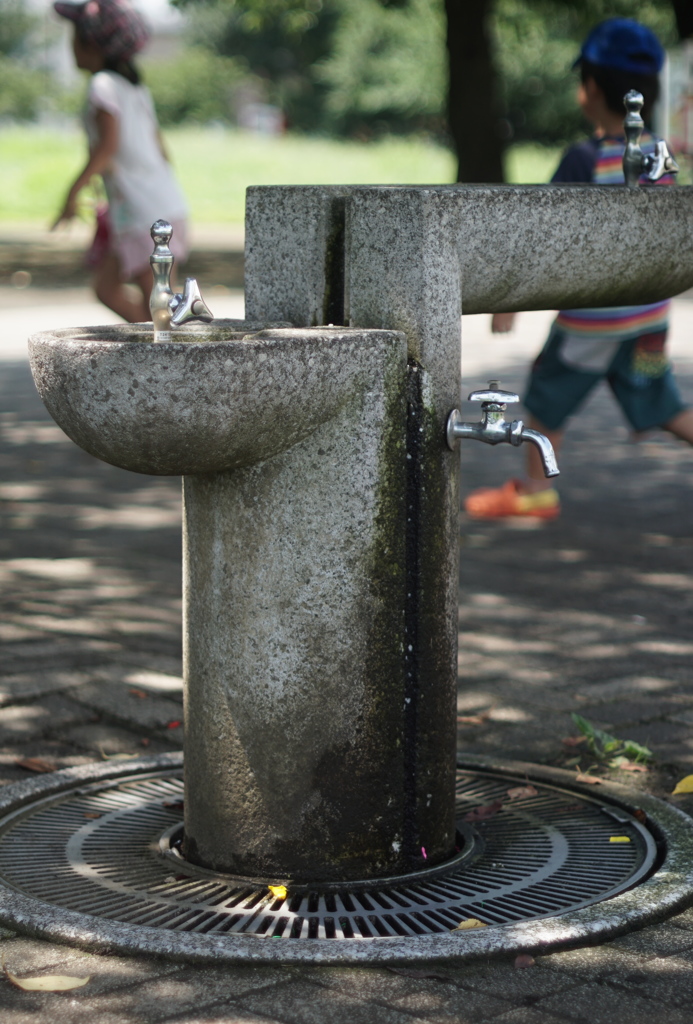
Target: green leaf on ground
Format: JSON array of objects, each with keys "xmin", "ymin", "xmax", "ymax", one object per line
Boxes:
[{"xmin": 570, "ymin": 714, "xmax": 653, "ymax": 765}]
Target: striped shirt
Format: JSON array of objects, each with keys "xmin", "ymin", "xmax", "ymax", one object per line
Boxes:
[{"xmin": 551, "ymin": 133, "xmax": 674, "ymax": 339}]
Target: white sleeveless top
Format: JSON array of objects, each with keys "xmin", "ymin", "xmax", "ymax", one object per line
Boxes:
[{"xmin": 86, "ymin": 70, "xmax": 188, "ymax": 237}]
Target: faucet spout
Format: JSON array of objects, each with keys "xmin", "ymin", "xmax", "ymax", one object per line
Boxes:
[
  {"xmin": 518, "ymin": 426, "xmax": 560, "ymax": 478},
  {"xmin": 446, "ymin": 380, "xmax": 559, "ymax": 479}
]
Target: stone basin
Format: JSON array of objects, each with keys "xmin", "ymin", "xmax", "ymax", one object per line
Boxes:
[{"xmin": 28, "ymin": 320, "xmax": 397, "ymax": 477}]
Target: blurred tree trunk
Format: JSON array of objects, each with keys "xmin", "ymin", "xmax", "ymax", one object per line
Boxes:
[
  {"xmin": 444, "ymin": 0, "xmax": 505, "ymax": 182},
  {"xmin": 672, "ymin": 0, "xmax": 693, "ymax": 38}
]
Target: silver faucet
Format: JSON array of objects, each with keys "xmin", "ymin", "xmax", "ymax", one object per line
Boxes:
[
  {"xmin": 446, "ymin": 381, "xmax": 559, "ymax": 478},
  {"xmin": 622, "ymin": 90, "xmax": 679, "ymax": 189},
  {"xmin": 149, "ymin": 220, "xmax": 213, "ymax": 342}
]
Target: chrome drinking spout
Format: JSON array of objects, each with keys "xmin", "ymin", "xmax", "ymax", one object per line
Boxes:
[
  {"xmin": 517, "ymin": 426, "xmax": 559, "ymax": 478},
  {"xmin": 446, "ymin": 381, "xmax": 560, "ymax": 478},
  {"xmin": 623, "ymin": 90, "xmax": 679, "ymax": 189},
  {"xmin": 149, "ymin": 220, "xmax": 213, "ymax": 342}
]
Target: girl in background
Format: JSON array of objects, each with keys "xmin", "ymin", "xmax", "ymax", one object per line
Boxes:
[{"xmin": 53, "ymin": 0, "xmax": 188, "ymax": 322}]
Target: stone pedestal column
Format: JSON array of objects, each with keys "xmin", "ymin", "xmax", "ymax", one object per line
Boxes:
[
  {"xmin": 180, "ymin": 327, "xmax": 460, "ymax": 882},
  {"xmin": 245, "ymin": 187, "xmax": 465, "ymax": 881}
]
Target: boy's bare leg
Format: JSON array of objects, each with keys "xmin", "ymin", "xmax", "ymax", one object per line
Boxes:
[
  {"xmin": 93, "ymin": 252, "xmax": 149, "ymax": 323},
  {"xmin": 523, "ymin": 417, "xmax": 563, "ymax": 492},
  {"xmin": 665, "ymin": 409, "xmax": 693, "ymax": 445}
]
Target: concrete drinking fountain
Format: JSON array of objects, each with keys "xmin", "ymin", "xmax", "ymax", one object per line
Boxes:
[{"xmin": 3, "ymin": 110, "xmax": 693, "ymax": 962}]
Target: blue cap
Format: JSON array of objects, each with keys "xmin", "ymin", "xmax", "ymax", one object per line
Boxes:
[{"xmin": 575, "ymin": 18, "xmax": 664, "ymax": 75}]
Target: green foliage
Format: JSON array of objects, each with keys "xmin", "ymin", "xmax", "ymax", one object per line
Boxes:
[
  {"xmin": 524, "ymin": 0, "xmax": 676, "ymax": 42},
  {"xmin": 165, "ymin": 0, "xmax": 680, "ymax": 144},
  {"xmin": 172, "ymin": 0, "xmax": 446, "ymax": 135},
  {"xmin": 176, "ymin": 0, "xmax": 339, "ymax": 131},
  {"xmin": 0, "ymin": 56, "xmax": 48, "ymax": 121},
  {"xmin": 144, "ymin": 48, "xmax": 246, "ymax": 125},
  {"xmin": 172, "ymin": 0, "xmax": 327, "ymax": 31},
  {"xmin": 0, "ymin": 0, "xmax": 49, "ymax": 121},
  {"xmin": 0, "ymin": 0, "xmax": 35, "ymax": 58},
  {"xmin": 316, "ymin": 0, "xmax": 446, "ymax": 135},
  {"xmin": 571, "ymin": 713, "xmax": 654, "ymax": 766},
  {"xmin": 493, "ymin": 0, "xmax": 582, "ymax": 146}
]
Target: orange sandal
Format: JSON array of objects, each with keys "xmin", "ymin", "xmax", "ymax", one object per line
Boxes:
[{"xmin": 464, "ymin": 479, "xmax": 560, "ymax": 520}]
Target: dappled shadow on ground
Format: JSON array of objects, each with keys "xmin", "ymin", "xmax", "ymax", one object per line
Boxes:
[
  {"xmin": 457, "ymin": 360, "xmax": 693, "ymax": 798},
  {"xmin": 0, "ymin": 361, "xmax": 184, "ymax": 783}
]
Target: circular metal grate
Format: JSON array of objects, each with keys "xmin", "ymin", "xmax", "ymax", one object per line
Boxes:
[{"xmin": 0, "ymin": 766, "xmax": 656, "ymax": 941}]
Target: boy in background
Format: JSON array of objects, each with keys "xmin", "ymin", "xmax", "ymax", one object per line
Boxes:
[{"xmin": 465, "ymin": 17, "xmax": 693, "ymax": 520}]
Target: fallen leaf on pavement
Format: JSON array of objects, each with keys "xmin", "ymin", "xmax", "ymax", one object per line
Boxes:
[
  {"xmin": 507, "ymin": 785, "xmax": 538, "ymax": 800},
  {"xmin": 3, "ymin": 961, "xmax": 90, "ymax": 992},
  {"xmin": 575, "ymin": 772, "xmax": 602, "ymax": 785},
  {"xmin": 166, "ymin": 720, "xmax": 182, "ymax": 730},
  {"xmin": 634, "ymin": 809, "xmax": 647, "ymax": 824},
  {"xmin": 268, "ymin": 885, "xmax": 288, "ymax": 900},
  {"xmin": 672, "ymin": 775, "xmax": 693, "ymax": 795},
  {"xmin": 452, "ymin": 918, "xmax": 487, "ymax": 931},
  {"xmin": 83, "ymin": 812, "xmax": 101, "ymax": 819},
  {"xmin": 457, "ymin": 707, "xmax": 494, "ymax": 725},
  {"xmin": 14, "ymin": 757, "xmax": 57, "ymax": 774},
  {"xmin": 514, "ymin": 954, "xmax": 535, "ymax": 969},
  {"xmin": 463, "ymin": 799, "xmax": 504, "ymax": 823}
]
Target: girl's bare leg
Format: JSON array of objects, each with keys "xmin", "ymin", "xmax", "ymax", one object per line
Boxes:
[
  {"xmin": 132, "ymin": 265, "xmax": 154, "ymax": 319},
  {"xmin": 93, "ymin": 251, "xmax": 149, "ymax": 323}
]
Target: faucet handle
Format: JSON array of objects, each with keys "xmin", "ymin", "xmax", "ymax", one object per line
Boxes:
[
  {"xmin": 642, "ymin": 140, "xmax": 679, "ymax": 182},
  {"xmin": 170, "ymin": 277, "xmax": 214, "ymax": 326},
  {"xmin": 467, "ymin": 380, "xmax": 520, "ymax": 405}
]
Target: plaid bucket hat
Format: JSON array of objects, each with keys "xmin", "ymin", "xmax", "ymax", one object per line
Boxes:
[{"xmin": 54, "ymin": 0, "xmax": 150, "ymax": 61}]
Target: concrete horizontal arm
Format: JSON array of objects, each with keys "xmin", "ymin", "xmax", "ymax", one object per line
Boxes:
[
  {"xmin": 450, "ymin": 184, "xmax": 693, "ymax": 314},
  {"xmin": 345, "ymin": 184, "xmax": 693, "ymax": 316},
  {"xmin": 246, "ymin": 184, "xmax": 693, "ymax": 323}
]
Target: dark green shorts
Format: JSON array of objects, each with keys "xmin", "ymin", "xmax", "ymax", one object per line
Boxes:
[{"xmin": 524, "ymin": 325, "xmax": 687, "ymax": 432}]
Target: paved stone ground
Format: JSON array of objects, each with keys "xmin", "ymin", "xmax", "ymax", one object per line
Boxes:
[{"xmin": 1, "ymin": 294, "xmax": 693, "ymax": 1021}]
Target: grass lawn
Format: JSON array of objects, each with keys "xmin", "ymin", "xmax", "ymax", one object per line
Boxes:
[{"xmin": 0, "ymin": 123, "xmax": 561, "ymax": 228}]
